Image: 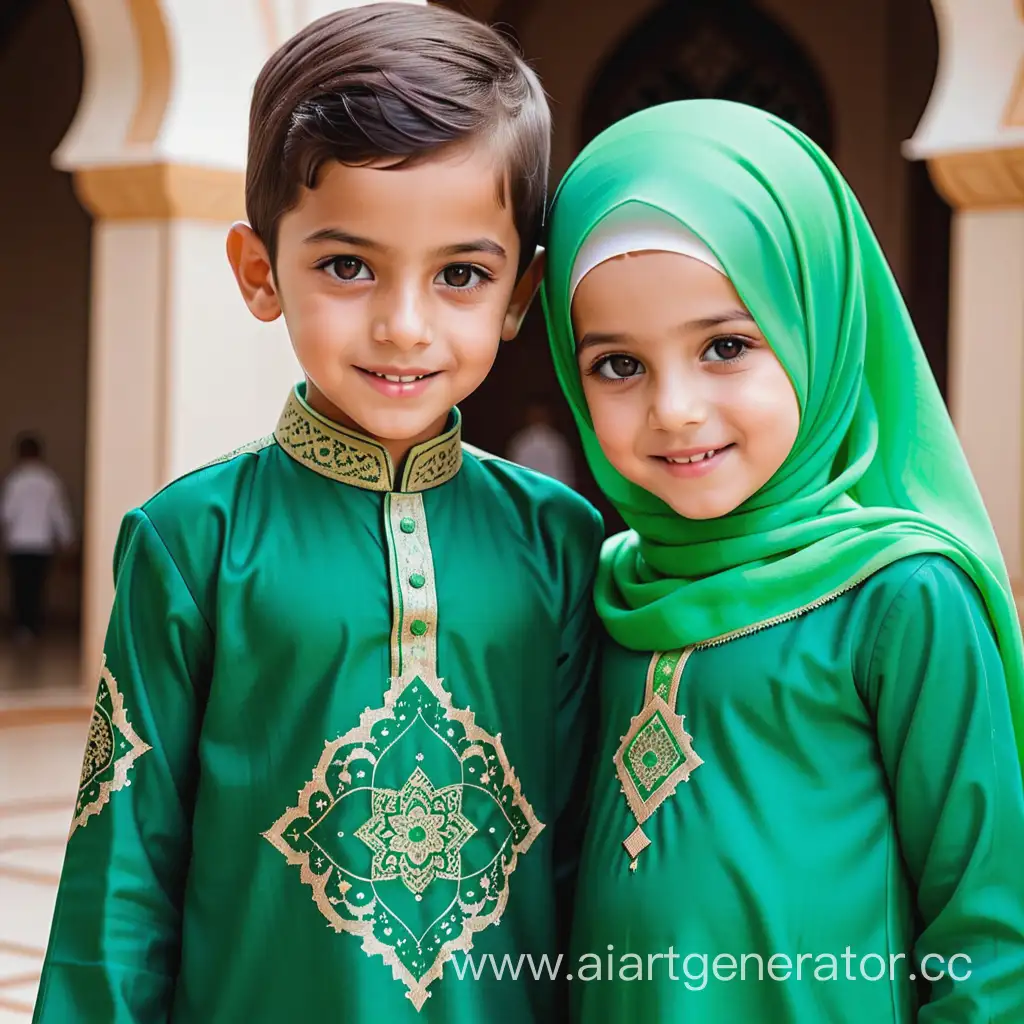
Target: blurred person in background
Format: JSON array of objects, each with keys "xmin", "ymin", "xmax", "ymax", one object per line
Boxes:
[
  {"xmin": 1, "ymin": 432, "xmax": 75, "ymax": 643},
  {"xmin": 507, "ymin": 396, "xmax": 578, "ymax": 488}
]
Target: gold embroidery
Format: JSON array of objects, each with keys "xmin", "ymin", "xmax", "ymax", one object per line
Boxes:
[
  {"xmin": 624, "ymin": 825, "xmax": 651, "ymax": 861},
  {"xmin": 401, "ymin": 426, "xmax": 463, "ymax": 492},
  {"xmin": 613, "ymin": 649, "xmax": 702, "ymax": 868},
  {"xmin": 71, "ymin": 656, "xmax": 151, "ymax": 838},
  {"xmin": 274, "ymin": 386, "xmax": 462, "ymax": 492},
  {"xmin": 265, "ymin": 477, "xmax": 541, "ymax": 1010},
  {"xmin": 387, "ymin": 493, "xmax": 437, "ymax": 680},
  {"xmin": 264, "ymin": 671, "xmax": 544, "ymax": 1010},
  {"xmin": 199, "ymin": 434, "xmax": 275, "ymax": 469}
]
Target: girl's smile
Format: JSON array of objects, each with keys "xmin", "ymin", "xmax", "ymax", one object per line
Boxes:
[
  {"xmin": 571, "ymin": 250, "xmax": 799, "ymax": 520},
  {"xmin": 656, "ymin": 443, "xmax": 736, "ymax": 478}
]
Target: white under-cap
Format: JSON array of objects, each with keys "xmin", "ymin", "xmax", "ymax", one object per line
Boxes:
[{"xmin": 569, "ymin": 201, "xmax": 726, "ymax": 300}]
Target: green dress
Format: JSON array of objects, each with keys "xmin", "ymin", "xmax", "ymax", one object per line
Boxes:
[
  {"xmin": 34, "ymin": 384, "xmax": 603, "ymax": 1023},
  {"xmin": 572, "ymin": 554, "xmax": 1024, "ymax": 1021}
]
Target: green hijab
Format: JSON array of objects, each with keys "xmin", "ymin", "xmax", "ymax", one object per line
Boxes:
[{"xmin": 542, "ymin": 99, "xmax": 1024, "ymax": 759}]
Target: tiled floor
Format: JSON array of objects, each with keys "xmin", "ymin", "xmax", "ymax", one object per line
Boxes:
[{"xmin": 0, "ymin": 636, "xmax": 91, "ymax": 1021}]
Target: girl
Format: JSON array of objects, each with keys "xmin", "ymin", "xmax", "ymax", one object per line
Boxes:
[{"xmin": 542, "ymin": 100, "xmax": 1024, "ymax": 1021}]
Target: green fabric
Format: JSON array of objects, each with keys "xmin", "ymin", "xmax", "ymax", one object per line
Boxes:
[
  {"xmin": 33, "ymin": 400, "xmax": 603, "ymax": 1023},
  {"xmin": 572, "ymin": 554, "xmax": 1024, "ymax": 1021},
  {"xmin": 541, "ymin": 98, "xmax": 1024, "ymax": 773}
]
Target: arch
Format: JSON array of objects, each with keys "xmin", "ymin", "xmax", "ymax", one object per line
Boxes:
[
  {"xmin": 0, "ymin": 0, "xmax": 91, "ymax": 637},
  {"xmin": 54, "ymin": 0, "xmax": 168, "ymax": 168},
  {"xmin": 581, "ymin": 0, "xmax": 834, "ymax": 152}
]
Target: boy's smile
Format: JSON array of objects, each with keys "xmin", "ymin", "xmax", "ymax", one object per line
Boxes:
[
  {"xmin": 228, "ymin": 142, "xmax": 542, "ymax": 465},
  {"xmin": 571, "ymin": 250, "xmax": 800, "ymax": 520}
]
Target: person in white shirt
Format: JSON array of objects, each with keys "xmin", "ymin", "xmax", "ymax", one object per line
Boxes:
[
  {"xmin": 506, "ymin": 399, "xmax": 578, "ymax": 489},
  {"xmin": 1, "ymin": 434, "xmax": 75, "ymax": 640}
]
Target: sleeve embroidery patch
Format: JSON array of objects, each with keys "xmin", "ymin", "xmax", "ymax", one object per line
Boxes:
[{"xmin": 71, "ymin": 655, "xmax": 152, "ymax": 838}]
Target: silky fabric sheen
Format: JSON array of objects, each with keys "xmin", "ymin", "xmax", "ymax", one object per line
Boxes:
[
  {"xmin": 540, "ymin": 100, "xmax": 1024, "ymax": 775},
  {"xmin": 33, "ymin": 411, "xmax": 603, "ymax": 1022},
  {"xmin": 571, "ymin": 555, "xmax": 1024, "ymax": 1021}
]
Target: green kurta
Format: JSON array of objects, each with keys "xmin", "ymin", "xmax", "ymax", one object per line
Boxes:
[
  {"xmin": 34, "ymin": 384, "xmax": 603, "ymax": 1023},
  {"xmin": 571, "ymin": 554, "xmax": 1024, "ymax": 1021}
]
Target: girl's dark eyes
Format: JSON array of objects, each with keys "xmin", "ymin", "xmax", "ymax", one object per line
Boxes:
[
  {"xmin": 590, "ymin": 354, "xmax": 645, "ymax": 381},
  {"xmin": 703, "ymin": 337, "xmax": 750, "ymax": 362},
  {"xmin": 585, "ymin": 335, "xmax": 754, "ymax": 382}
]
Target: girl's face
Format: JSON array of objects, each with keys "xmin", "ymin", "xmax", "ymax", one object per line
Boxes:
[{"xmin": 571, "ymin": 251, "xmax": 800, "ymax": 520}]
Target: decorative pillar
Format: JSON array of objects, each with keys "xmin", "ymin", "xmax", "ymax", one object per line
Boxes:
[
  {"xmin": 906, "ymin": 0, "xmax": 1024, "ymax": 607},
  {"xmin": 56, "ymin": 0, "xmax": 425, "ymax": 688}
]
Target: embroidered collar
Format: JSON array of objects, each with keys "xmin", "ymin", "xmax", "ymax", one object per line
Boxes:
[{"xmin": 274, "ymin": 384, "xmax": 463, "ymax": 493}]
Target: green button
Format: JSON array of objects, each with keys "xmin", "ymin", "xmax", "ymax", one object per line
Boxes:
[
  {"xmin": 400, "ymin": 518, "xmax": 416, "ymax": 534},
  {"xmin": 409, "ymin": 573, "xmax": 426, "ymax": 589},
  {"xmin": 410, "ymin": 619, "xmax": 428, "ymax": 637}
]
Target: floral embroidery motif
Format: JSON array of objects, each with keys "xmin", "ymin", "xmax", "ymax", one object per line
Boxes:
[
  {"xmin": 71, "ymin": 656, "xmax": 151, "ymax": 838},
  {"xmin": 355, "ymin": 767, "xmax": 478, "ymax": 895}
]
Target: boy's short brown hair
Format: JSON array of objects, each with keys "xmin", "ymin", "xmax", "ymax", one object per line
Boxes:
[{"xmin": 246, "ymin": 2, "xmax": 550, "ymax": 277}]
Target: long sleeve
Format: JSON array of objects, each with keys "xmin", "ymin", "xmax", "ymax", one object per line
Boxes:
[
  {"xmin": 861, "ymin": 556, "xmax": 1024, "ymax": 1022},
  {"xmin": 551, "ymin": 504, "xmax": 603, "ymax": 971},
  {"xmin": 33, "ymin": 508, "xmax": 212, "ymax": 1023}
]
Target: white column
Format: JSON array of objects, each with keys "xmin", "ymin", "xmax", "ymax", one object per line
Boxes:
[
  {"xmin": 58, "ymin": 0, "xmax": 424, "ymax": 688},
  {"xmin": 906, "ymin": 0, "xmax": 1024, "ymax": 609},
  {"xmin": 947, "ymin": 211, "xmax": 1024, "ymax": 585}
]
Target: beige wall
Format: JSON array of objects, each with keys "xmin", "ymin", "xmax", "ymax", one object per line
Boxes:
[{"xmin": 0, "ymin": 0, "xmax": 89, "ymax": 622}]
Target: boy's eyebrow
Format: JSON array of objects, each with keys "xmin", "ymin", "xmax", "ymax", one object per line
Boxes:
[
  {"xmin": 304, "ymin": 228, "xmax": 384, "ymax": 249},
  {"xmin": 577, "ymin": 309, "xmax": 755, "ymax": 351},
  {"xmin": 301, "ymin": 230, "xmax": 507, "ymax": 261}
]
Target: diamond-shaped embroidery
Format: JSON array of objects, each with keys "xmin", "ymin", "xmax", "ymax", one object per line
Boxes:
[
  {"xmin": 626, "ymin": 710, "xmax": 685, "ymax": 795},
  {"xmin": 71, "ymin": 656, "xmax": 151, "ymax": 837},
  {"xmin": 264, "ymin": 675, "xmax": 543, "ymax": 1011},
  {"xmin": 613, "ymin": 693, "xmax": 702, "ymax": 827}
]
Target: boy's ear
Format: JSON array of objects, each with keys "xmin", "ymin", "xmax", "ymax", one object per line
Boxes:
[
  {"xmin": 501, "ymin": 246, "xmax": 546, "ymax": 341},
  {"xmin": 226, "ymin": 222, "xmax": 282, "ymax": 322}
]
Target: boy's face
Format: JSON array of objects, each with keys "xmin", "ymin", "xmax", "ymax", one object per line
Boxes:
[
  {"xmin": 572, "ymin": 251, "xmax": 800, "ymax": 520},
  {"xmin": 229, "ymin": 142, "xmax": 541, "ymax": 460}
]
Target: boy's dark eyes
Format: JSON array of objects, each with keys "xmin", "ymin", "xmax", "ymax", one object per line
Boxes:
[
  {"xmin": 316, "ymin": 257, "xmax": 490, "ymax": 289},
  {"xmin": 320, "ymin": 256, "xmax": 370, "ymax": 281}
]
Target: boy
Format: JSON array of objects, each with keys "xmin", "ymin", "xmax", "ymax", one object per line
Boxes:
[{"xmin": 33, "ymin": 5, "xmax": 602, "ymax": 1021}]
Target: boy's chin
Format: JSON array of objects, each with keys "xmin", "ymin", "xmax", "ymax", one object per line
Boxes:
[{"xmin": 347, "ymin": 403, "xmax": 454, "ymax": 445}]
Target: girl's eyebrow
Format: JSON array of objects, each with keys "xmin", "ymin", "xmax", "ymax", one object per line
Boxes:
[
  {"xmin": 578, "ymin": 331, "xmax": 633, "ymax": 352},
  {"xmin": 577, "ymin": 309, "xmax": 754, "ymax": 351},
  {"xmin": 685, "ymin": 309, "xmax": 754, "ymax": 330}
]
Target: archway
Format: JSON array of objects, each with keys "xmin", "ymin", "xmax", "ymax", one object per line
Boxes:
[
  {"xmin": 581, "ymin": 0, "xmax": 833, "ymax": 151},
  {"xmin": 0, "ymin": 0, "xmax": 89, "ymax": 677}
]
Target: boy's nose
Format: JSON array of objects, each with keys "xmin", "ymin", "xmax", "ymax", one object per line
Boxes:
[{"xmin": 374, "ymin": 286, "xmax": 431, "ymax": 350}]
